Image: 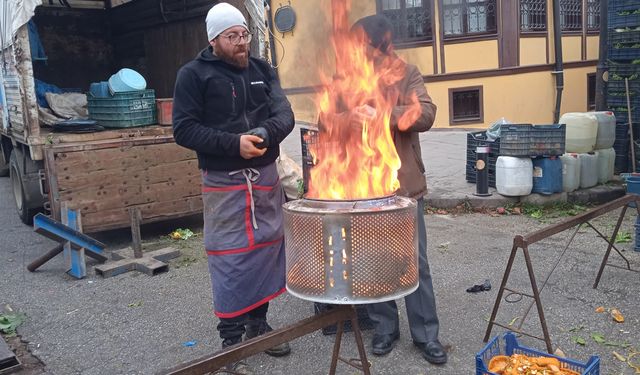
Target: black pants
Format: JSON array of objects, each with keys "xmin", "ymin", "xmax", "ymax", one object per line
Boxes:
[{"xmin": 217, "ymin": 302, "xmax": 269, "ymax": 343}]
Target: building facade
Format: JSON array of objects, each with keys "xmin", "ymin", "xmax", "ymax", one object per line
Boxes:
[{"xmin": 269, "ymin": 0, "xmax": 600, "ymax": 128}]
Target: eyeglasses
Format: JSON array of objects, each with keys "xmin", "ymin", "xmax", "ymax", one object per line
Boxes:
[{"xmin": 218, "ymin": 32, "xmax": 252, "ymax": 45}]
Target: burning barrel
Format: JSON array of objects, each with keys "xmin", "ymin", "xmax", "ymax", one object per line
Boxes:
[{"xmin": 283, "ymin": 195, "xmax": 419, "ymax": 304}]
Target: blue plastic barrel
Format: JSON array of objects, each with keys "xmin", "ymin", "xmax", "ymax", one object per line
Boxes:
[
  {"xmin": 108, "ymin": 68, "xmax": 147, "ymax": 93},
  {"xmin": 532, "ymin": 156, "xmax": 563, "ymax": 195}
]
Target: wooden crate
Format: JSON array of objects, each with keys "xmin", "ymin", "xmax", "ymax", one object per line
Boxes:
[{"xmin": 44, "ymin": 133, "xmax": 202, "ymax": 233}]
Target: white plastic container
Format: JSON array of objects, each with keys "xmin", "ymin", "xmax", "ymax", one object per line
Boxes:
[
  {"xmin": 560, "ymin": 153, "xmax": 581, "ymax": 192},
  {"xmin": 578, "ymin": 152, "xmax": 598, "ymax": 188},
  {"xmin": 596, "ymin": 147, "xmax": 615, "ymax": 184},
  {"xmin": 496, "ymin": 156, "xmax": 533, "ymax": 196},
  {"xmin": 594, "ymin": 111, "xmax": 616, "ymax": 149},
  {"xmin": 560, "ymin": 112, "xmax": 598, "ymax": 153}
]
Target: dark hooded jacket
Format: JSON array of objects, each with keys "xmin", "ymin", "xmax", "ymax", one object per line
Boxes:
[{"xmin": 172, "ymin": 46, "xmax": 294, "ymax": 171}]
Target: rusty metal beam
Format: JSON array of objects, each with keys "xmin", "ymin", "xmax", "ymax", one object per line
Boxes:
[
  {"xmin": 160, "ymin": 305, "xmax": 371, "ymax": 375},
  {"xmin": 522, "ymin": 194, "xmax": 639, "ymax": 245}
]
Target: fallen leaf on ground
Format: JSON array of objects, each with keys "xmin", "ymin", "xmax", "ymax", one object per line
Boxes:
[
  {"xmin": 572, "ymin": 336, "xmax": 586, "ymax": 346},
  {"xmin": 595, "ymin": 306, "xmax": 605, "ymax": 313},
  {"xmin": 435, "ymin": 209, "xmax": 448, "ymax": 215},
  {"xmin": 611, "ymin": 308, "xmax": 625, "ymax": 323},
  {"xmin": 512, "ymin": 207, "xmax": 522, "ymax": 215},
  {"xmin": 613, "ymin": 351, "xmax": 627, "ymax": 362},
  {"xmin": 554, "ymin": 348, "xmax": 566, "ymax": 358}
]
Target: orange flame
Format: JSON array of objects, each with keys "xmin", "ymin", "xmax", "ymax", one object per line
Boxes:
[{"xmin": 306, "ymin": 0, "xmax": 421, "ymax": 200}]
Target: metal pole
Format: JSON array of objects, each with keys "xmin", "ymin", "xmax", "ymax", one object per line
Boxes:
[
  {"xmin": 627, "ymin": 78, "xmax": 636, "ymax": 172},
  {"xmin": 595, "ymin": 0, "xmax": 608, "ymax": 111},
  {"xmin": 551, "ymin": 0, "xmax": 564, "ymax": 123}
]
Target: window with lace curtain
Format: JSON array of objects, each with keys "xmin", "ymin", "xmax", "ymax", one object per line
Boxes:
[
  {"xmin": 378, "ymin": 0, "xmax": 432, "ymax": 43},
  {"xmin": 520, "ymin": 0, "xmax": 547, "ymax": 32},
  {"xmin": 560, "ymin": 0, "xmax": 582, "ymax": 31},
  {"xmin": 442, "ymin": 0, "xmax": 497, "ymax": 38}
]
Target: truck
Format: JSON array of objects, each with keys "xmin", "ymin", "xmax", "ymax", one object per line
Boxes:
[{"xmin": 0, "ymin": 0, "xmax": 268, "ymax": 233}]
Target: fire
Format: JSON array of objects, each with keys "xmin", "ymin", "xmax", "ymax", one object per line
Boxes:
[{"xmin": 306, "ymin": 0, "xmax": 422, "ymax": 200}]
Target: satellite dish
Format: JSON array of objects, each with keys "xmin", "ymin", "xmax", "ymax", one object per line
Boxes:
[{"xmin": 274, "ymin": 4, "xmax": 296, "ymax": 33}]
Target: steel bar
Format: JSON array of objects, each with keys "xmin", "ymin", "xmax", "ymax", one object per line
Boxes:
[
  {"xmin": 594, "ymin": 204, "xmax": 630, "ymax": 288},
  {"xmin": 502, "ymin": 287, "xmax": 534, "ymax": 299},
  {"xmin": 26, "ymin": 244, "xmax": 64, "ymax": 272},
  {"xmin": 517, "ymin": 224, "xmax": 582, "ymax": 331},
  {"xmin": 522, "ymin": 246, "xmax": 553, "ymax": 353},
  {"xmin": 329, "ymin": 321, "xmax": 345, "ymax": 375},
  {"xmin": 160, "ymin": 305, "xmax": 368, "ymax": 375},
  {"xmin": 585, "ymin": 221, "xmax": 631, "ymax": 270},
  {"xmin": 489, "ymin": 323, "xmax": 547, "ymax": 342},
  {"xmin": 483, "ymin": 242, "xmax": 519, "ymax": 343},
  {"xmin": 521, "ymin": 195, "xmax": 638, "ymax": 245}
]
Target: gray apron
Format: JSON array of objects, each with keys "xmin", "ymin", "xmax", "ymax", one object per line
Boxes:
[{"xmin": 202, "ymin": 163, "xmax": 286, "ymax": 318}]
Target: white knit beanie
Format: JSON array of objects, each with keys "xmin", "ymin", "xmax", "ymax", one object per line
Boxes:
[{"xmin": 206, "ymin": 3, "xmax": 248, "ymax": 41}]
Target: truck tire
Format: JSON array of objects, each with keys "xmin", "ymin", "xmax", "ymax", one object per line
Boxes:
[{"xmin": 9, "ymin": 150, "xmax": 41, "ymax": 225}]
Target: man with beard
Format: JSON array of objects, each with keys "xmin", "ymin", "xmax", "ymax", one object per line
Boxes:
[
  {"xmin": 345, "ymin": 15, "xmax": 448, "ymax": 365},
  {"xmin": 172, "ymin": 3, "xmax": 294, "ymax": 373}
]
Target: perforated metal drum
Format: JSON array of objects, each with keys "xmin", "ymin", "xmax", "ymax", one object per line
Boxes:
[{"xmin": 283, "ymin": 195, "xmax": 418, "ymax": 304}]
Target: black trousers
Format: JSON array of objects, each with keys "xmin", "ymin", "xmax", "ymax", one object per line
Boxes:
[{"xmin": 217, "ymin": 302, "xmax": 269, "ymax": 342}]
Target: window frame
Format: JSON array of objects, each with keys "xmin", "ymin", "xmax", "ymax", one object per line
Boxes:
[
  {"xmin": 449, "ymin": 85, "xmax": 484, "ymax": 125},
  {"xmin": 585, "ymin": 0, "xmax": 600, "ymax": 33},
  {"xmin": 376, "ymin": 0, "xmax": 434, "ymax": 47},
  {"xmin": 440, "ymin": 0, "xmax": 498, "ymax": 40},
  {"xmin": 519, "ymin": 0, "xmax": 548, "ymax": 33}
]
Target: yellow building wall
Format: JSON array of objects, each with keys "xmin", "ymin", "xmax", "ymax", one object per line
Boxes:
[
  {"xmin": 561, "ymin": 36, "xmax": 582, "ymax": 62},
  {"xmin": 272, "ymin": 0, "xmax": 334, "ymax": 90},
  {"xmin": 560, "ymin": 66, "xmax": 597, "ymax": 114},
  {"xmin": 520, "ymin": 37, "xmax": 547, "ymax": 66},
  {"xmin": 396, "ymin": 47, "xmax": 435, "ymax": 75},
  {"xmin": 586, "ymin": 35, "xmax": 599, "ymax": 61},
  {"xmin": 444, "ymin": 40, "xmax": 499, "ymax": 72}
]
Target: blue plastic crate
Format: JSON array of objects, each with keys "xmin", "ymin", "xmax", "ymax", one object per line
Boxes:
[
  {"xmin": 476, "ymin": 333, "xmax": 600, "ymax": 375},
  {"xmin": 87, "ymin": 89, "xmax": 156, "ymax": 128},
  {"xmin": 609, "ymin": 2, "xmax": 640, "ymax": 29}
]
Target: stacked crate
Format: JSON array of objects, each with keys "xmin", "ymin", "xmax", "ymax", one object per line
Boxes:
[{"xmin": 607, "ymin": 0, "xmax": 640, "ymax": 172}]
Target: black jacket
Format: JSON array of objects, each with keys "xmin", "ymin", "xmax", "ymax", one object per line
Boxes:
[{"xmin": 172, "ymin": 46, "xmax": 295, "ymax": 171}]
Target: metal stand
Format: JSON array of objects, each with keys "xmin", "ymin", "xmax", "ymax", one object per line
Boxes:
[
  {"xmin": 29, "ymin": 209, "xmax": 107, "ymax": 279},
  {"xmin": 484, "ymin": 194, "xmax": 640, "ymax": 353},
  {"xmin": 94, "ymin": 208, "xmax": 180, "ymax": 277},
  {"xmin": 160, "ymin": 305, "xmax": 371, "ymax": 375}
]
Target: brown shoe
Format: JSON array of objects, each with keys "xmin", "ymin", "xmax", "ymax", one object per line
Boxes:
[{"xmin": 245, "ymin": 319, "xmax": 291, "ymax": 357}]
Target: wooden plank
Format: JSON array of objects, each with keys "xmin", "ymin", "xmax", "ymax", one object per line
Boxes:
[
  {"xmin": 55, "ymin": 160, "xmax": 200, "ymax": 191},
  {"xmin": 80, "ymin": 196, "xmax": 203, "ymax": 233}
]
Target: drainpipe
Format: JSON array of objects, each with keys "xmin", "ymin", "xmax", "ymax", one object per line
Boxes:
[
  {"xmin": 595, "ymin": 0, "xmax": 607, "ymax": 111},
  {"xmin": 266, "ymin": 0, "xmax": 279, "ymax": 78},
  {"xmin": 552, "ymin": 0, "xmax": 564, "ymax": 123}
]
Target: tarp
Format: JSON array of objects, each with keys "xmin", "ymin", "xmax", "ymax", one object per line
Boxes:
[{"xmin": 0, "ymin": 0, "xmax": 40, "ymax": 49}]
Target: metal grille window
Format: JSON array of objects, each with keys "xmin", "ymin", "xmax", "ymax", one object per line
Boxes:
[
  {"xmin": 450, "ymin": 86, "xmax": 483, "ymax": 124},
  {"xmin": 379, "ymin": 0, "xmax": 432, "ymax": 42},
  {"xmin": 560, "ymin": 0, "xmax": 582, "ymax": 31},
  {"xmin": 442, "ymin": 0, "xmax": 497, "ymax": 37},
  {"xmin": 520, "ymin": 0, "xmax": 547, "ymax": 32},
  {"xmin": 586, "ymin": 0, "xmax": 600, "ymax": 31}
]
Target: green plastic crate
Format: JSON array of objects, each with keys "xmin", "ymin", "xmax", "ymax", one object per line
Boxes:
[{"xmin": 87, "ymin": 89, "xmax": 157, "ymax": 128}]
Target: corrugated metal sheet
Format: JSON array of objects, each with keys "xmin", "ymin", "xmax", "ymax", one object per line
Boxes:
[{"xmin": 4, "ymin": 74, "xmax": 25, "ymax": 135}]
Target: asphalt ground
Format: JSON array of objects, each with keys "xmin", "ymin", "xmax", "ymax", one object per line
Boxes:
[{"xmin": 1, "ymin": 172, "xmax": 640, "ymax": 374}]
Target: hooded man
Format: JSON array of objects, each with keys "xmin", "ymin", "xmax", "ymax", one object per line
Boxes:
[
  {"xmin": 172, "ymin": 2, "xmax": 294, "ymax": 371},
  {"xmin": 346, "ymin": 14, "xmax": 448, "ymax": 365}
]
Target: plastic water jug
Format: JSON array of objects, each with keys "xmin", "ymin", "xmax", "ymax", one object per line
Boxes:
[
  {"xmin": 496, "ymin": 156, "xmax": 533, "ymax": 196},
  {"xmin": 560, "ymin": 153, "xmax": 580, "ymax": 192},
  {"xmin": 579, "ymin": 152, "xmax": 598, "ymax": 188},
  {"xmin": 560, "ymin": 112, "xmax": 598, "ymax": 153},
  {"xmin": 594, "ymin": 111, "xmax": 616, "ymax": 149},
  {"xmin": 532, "ymin": 157, "xmax": 563, "ymax": 195},
  {"xmin": 596, "ymin": 148, "xmax": 615, "ymax": 184}
]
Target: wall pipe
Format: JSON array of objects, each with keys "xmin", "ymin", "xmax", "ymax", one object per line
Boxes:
[
  {"xmin": 595, "ymin": 0, "xmax": 607, "ymax": 111},
  {"xmin": 265, "ymin": 0, "xmax": 279, "ymax": 78},
  {"xmin": 552, "ymin": 0, "xmax": 564, "ymax": 124}
]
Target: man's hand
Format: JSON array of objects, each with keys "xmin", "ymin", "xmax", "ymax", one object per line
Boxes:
[{"xmin": 239, "ymin": 134, "xmax": 267, "ymax": 159}]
